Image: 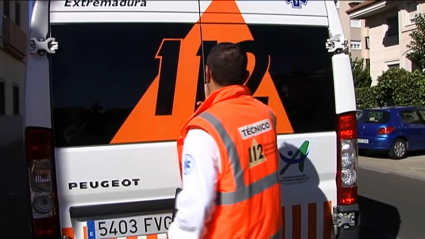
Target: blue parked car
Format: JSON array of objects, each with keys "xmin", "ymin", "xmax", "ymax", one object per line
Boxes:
[
  {"xmin": 357, "ymin": 106, "xmax": 425, "ymax": 159},
  {"xmin": 356, "ymin": 110, "xmax": 362, "ymax": 119}
]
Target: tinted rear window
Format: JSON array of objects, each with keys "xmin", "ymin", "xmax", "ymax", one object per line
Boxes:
[
  {"xmin": 50, "ymin": 23, "xmax": 336, "ymax": 147},
  {"xmin": 358, "ymin": 110, "xmax": 391, "ymax": 123}
]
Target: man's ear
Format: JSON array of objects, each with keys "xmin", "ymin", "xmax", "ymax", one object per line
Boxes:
[{"xmin": 205, "ymin": 65, "xmax": 212, "ymax": 84}]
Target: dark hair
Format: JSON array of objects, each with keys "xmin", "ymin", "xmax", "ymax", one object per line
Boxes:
[{"xmin": 206, "ymin": 42, "xmax": 248, "ymax": 86}]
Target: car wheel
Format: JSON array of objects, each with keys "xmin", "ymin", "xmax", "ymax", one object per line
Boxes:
[{"xmin": 389, "ymin": 139, "xmax": 407, "ymax": 159}]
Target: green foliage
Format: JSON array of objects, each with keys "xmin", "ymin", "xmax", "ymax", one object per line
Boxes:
[
  {"xmin": 355, "ymin": 13, "xmax": 425, "ymax": 109},
  {"xmin": 406, "ymin": 13, "xmax": 425, "ymax": 72},
  {"xmin": 355, "ymin": 87, "xmax": 379, "ymax": 109},
  {"xmin": 373, "ymin": 68, "xmax": 412, "ymax": 106},
  {"xmin": 375, "ymin": 68, "xmax": 425, "ymax": 107},
  {"xmin": 350, "ymin": 56, "xmax": 372, "ymax": 88},
  {"xmin": 356, "ymin": 69, "xmax": 425, "ymax": 109},
  {"xmin": 355, "ymin": 69, "xmax": 425, "ymax": 109}
]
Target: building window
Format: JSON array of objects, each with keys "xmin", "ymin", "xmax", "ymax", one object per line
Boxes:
[
  {"xmin": 350, "ymin": 19, "xmax": 361, "ymax": 28},
  {"xmin": 349, "ymin": 1, "xmax": 361, "ymax": 8},
  {"xmin": 388, "ymin": 63, "xmax": 400, "ymax": 69},
  {"xmin": 0, "ymin": 81, "xmax": 5, "ymax": 115},
  {"xmin": 386, "ymin": 16, "xmax": 399, "ymax": 38},
  {"xmin": 386, "ymin": 61, "xmax": 400, "ymax": 70},
  {"xmin": 14, "ymin": 1, "xmax": 20, "ymax": 26},
  {"xmin": 406, "ymin": 2, "xmax": 417, "ymax": 25},
  {"xmin": 13, "ymin": 85, "xmax": 19, "ymax": 115},
  {"xmin": 365, "ymin": 36, "xmax": 370, "ymax": 49},
  {"xmin": 350, "ymin": 40, "xmax": 362, "ymax": 50},
  {"xmin": 3, "ymin": 0, "xmax": 10, "ymax": 18}
]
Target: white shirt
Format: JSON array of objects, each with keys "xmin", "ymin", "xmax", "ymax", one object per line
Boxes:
[{"xmin": 167, "ymin": 129, "xmax": 221, "ymax": 239}]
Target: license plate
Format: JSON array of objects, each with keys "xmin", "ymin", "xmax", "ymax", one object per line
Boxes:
[
  {"xmin": 87, "ymin": 213, "xmax": 172, "ymax": 239},
  {"xmin": 357, "ymin": 138, "xmax": 369, "ymax": 144}
]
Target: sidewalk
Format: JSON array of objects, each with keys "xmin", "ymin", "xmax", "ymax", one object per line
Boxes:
[{"xmin": 359, "ymin": 153, "xmax": 425, "ymax": 180}]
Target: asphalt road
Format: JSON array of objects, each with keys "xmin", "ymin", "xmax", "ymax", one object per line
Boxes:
[{"xmin": 358, "ymin": 166, "xmax": 425, "ymax": 239}]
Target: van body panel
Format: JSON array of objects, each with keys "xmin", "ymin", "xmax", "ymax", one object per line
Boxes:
[
  {"xmin": 277, "ymin": 132, "xmax": 337, "ymax": 239},
  {"xmin": 54, "ymin": 142, "xmax": 181, "ymax": 228},
  {"xmin": 324, "ymin": 0, "xmax": 357, "ymax": 114},
  {"xmin": 25, "ymin": 0, "xmax": 52, "ymax": 128},
  {"xmin": 200, "ymin": 0, "xmax": 328, "ymax": 17}
]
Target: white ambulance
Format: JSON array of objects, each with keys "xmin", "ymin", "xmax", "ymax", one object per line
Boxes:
[{"xmin": 23, "ymin": 0, "xmax": 360, "ymax": 238}]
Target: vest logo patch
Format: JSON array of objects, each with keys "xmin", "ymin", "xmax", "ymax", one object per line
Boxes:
[
  {"xmin": 183, "ymin": 154, "xmax": 195, "ymax": 175},
  {"xmin": 248, "ymin": 139, "xmax": 267, "ymax": 168},
  {"xmin": 238, "ymin": 119, "xmax": 272, "ymax": 140}
]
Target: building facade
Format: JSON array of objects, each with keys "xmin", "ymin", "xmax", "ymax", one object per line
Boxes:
[
  {"xmin": 0, "ymin": 0, "xmax": 28, "ymax": 117},
  {"xmin": 336, "ymin": 0, "xmax": 369, "ymax": 61},
  {"xmin": 0, "ymin": 3, "xmax": 32, "ymax": 238},
  {"xmin": 347, "ymin": 0, "xmax": 425, "ymax": 85}
]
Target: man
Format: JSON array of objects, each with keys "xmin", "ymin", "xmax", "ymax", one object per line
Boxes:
[{"xmin": 168, "ymin": 43, "xmax": 282, "ymax": 239}]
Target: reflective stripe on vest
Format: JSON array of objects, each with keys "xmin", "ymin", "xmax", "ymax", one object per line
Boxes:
[
  {"xmin": 198, "ymin": 111, "xmax": 279, "ymax": 206},
  {"xmin": 267, "ymin": 109, "xmax": 277, "ymax": 129}
]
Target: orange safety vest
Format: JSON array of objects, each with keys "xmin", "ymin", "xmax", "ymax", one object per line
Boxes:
[{"xmin": 176, "ymin": 85, "xmax": 282, "ymax": 239}]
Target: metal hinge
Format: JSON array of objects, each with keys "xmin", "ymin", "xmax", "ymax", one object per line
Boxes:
[
  {"xmin": 325, "ymin": 34, "xmax": 348, "ymax": 55},
  {"xmin": 29, "ymin": 37, "xmax": 59, "ymax": 56},
  {"xmin": 332, "ymin": 207, "xmax": 356, "ymax": 236}
]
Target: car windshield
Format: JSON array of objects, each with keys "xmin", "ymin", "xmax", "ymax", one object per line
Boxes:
[{"xmin": 357, "ymin": 110, "xmax": 391, "ymax": 123}]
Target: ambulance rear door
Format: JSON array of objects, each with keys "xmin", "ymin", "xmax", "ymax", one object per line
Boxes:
[
  {"xmin": 196, "ymin": 1, "xmax": 344, "ymax": 239},
  {"xmin": 25, "ymin": 0, "xmax": 204, "ymax": 238}
]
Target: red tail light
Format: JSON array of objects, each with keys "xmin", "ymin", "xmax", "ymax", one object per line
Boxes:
[
  {"xmin": 336, "ymin": 112, "xmax": 358, "ymax": 205},
  {"xmin": 25, "ymin": 127, "xmax": 60, "ymax": 238},
  {"xmin": 377, "ymin": 126, "xmax": 395, "ymax": 135}
]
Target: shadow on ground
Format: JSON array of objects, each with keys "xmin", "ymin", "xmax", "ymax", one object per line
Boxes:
[
  {"xmin": 359, "ymin": 195, "xmax": 401, "ymax": 239},
  {"xmin": 0, "ymin": 116, "xmax": 32, "ymax": 239}
]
